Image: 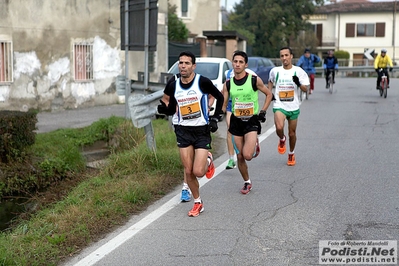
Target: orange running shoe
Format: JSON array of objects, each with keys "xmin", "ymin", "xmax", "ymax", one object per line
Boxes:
[
  {"xmin": 278, "ymin": 136, "xmax": 286, "ymax": 154},
  {"xmin": 188, "ymin": 201, "xmax": 204, "ymax": 217},
  {"xmin": 240, "ymin": 182, "xmax": 252, "ymax": 194},
  {"xmin": 287, "ymin": 153, "xmax": 296, "ymax": 166},
  {"xmin": 205, "ymin": 152, "xmax": 215, "ymax": 179}
]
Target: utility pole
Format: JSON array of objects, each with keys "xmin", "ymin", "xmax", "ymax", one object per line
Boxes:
[{"xmin": 393, "ymin": 0, "xmax": 397, "ymax": 63}]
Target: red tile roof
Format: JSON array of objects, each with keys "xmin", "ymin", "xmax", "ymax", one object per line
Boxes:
[{"xmin": 316, "ymin": 1, "xmax": 396, "ymax": 14}]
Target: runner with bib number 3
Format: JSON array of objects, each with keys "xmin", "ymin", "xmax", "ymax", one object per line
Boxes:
[{"xmin": 268, "ymin": 47, "xmax": 310, "ymax": 166}]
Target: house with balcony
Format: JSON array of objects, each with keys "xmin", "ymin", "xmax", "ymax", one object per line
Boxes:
[{"xmin": 309, "ymin": 0, "xmax": 398, "ymax": 65}]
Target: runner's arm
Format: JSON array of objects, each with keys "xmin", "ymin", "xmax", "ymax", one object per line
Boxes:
[{"xmin": 256, "ymin": 76, "xmax": 272, "ymax": 113}]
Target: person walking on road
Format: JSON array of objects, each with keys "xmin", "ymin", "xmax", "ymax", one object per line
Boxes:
[
  {"xmin": 157, "ymin": 51, "xmax": 223, "ymax": 217},
  {"xmin": 296, "ymin": 48, "xmax": 320, "ymax": 94},
  {"xmin": 268, "ymin": 47, "xmax": 310, "ymax": 166},
  {"xmin": 224, "ymin": 67, "xmax": 257, "ymax": 170},
  {"xmin": 222, "ymin": 51, "xmax": 273, "ymax": 194},
  {"xmin": 323, "ymin": 50, "xmax": 339, "ymax": 88}
]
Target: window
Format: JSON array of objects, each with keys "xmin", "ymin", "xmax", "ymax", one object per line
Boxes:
[
  {"xmin": 0, "ymin": 41, "xmax": 13, "ymax": 83},
  {"xmin": 357, "ymin": 23, "xmax": 374, "ymax": 37},
  {"xmin": 149, "ymin": 51, "xmax": 155, "ymax": 72},
  {"xmin": 74, "ymin": 42, "xmax": 93, "ymax": 81},
  {"xmin": 181, "ymin": 0, "xmax": 188, "ymax": 17}
]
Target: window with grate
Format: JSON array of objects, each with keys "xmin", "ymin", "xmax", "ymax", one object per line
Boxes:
[
  {"xmin": 149, "ymin": 51, "xmax": 155, "ymax": 72},
  {"xmin": 74, "ymin": 43, "xmax": 93, "ymax": 81},
  {"xmin": 181, "ymin": 0, "xmax": 188, "ymax": 17},
  {"xmin": 357, "ymin": 23, "xmax": 374, "ymax": 37},
  {"xmin": 0, "ymin": 41, "xmax": 13, "ymax": 83}
]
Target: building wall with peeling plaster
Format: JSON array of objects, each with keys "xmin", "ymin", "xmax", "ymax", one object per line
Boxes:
[{"xmin": 0, "ymin": 0, "xmax": 169, "ymax": 112}]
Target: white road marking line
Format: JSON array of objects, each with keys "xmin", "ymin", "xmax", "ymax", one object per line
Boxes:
[{"xmin": 72, "ymin": 125, "xmax": 276, "ymax": 266}]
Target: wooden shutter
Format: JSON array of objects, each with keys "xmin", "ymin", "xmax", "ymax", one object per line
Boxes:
[
  {"xmin": 346, "ymin": 23, "xmax": 355, "ymax": 37},
  {"xmin": 316, "ymin": 24, "xmax": 322, "ymax": 46},
  {"xmin": 376, "ymin": 22, "xmax": 385, "ymax": 37}
]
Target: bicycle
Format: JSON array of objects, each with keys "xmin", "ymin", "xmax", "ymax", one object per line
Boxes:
[
  {"xmin": 298, "ymin": 85, "xmax": 308, "ymax": 102},
  {"xmin": 378, "ymin": 68, "xmax": 388, "ymax": 98},
  {"xmin": 326, "ymin": 68, "xmax": 335, "ymax": 94}
]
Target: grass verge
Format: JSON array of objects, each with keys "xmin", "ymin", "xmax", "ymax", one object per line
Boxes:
[{"xmin": 0, "ymin": 118, "xmax": 185, "ymax": 266}]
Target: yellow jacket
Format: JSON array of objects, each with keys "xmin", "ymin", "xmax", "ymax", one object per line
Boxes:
[{"xmin": 374, "ymin": 54, "xmax": 393, "ymax": 69}]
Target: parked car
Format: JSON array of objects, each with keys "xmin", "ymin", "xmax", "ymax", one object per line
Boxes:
[
  {"xmin": 168, "ymin": 57, "xmax": 233, "ymax": 120},
  {"xmin": 247, "ymin": 56, "xmax": 275, "ymax": 84}
]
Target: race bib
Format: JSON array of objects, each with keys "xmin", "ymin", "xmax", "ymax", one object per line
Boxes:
[
  {"xmin": 180, "ymin": 102, "xmax": 201, "ymax": 120},
  {"xmin": 279, "ymin": 90, "xmax": 294, "ymax": 102},
  {"xmin": 234, "ymin": 102, "xmax": 254, "ymax": 118}
]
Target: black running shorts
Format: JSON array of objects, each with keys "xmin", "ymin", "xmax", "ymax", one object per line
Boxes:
[
  {"xmin": 229, "ymin": 114, "xmax": 261, "ymax": 136},
  {"xmin": 174, "ymin": 125, "xmax": 212, "ymax": 149}
]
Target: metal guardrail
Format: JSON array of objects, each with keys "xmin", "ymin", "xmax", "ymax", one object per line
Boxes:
[
  {"xmin": 315, "ymin": 66, "xmax": 398, "ymax": 77},
  {"xmin": 116, "ymin": 75, "xmax": 168, "ymax": 151}
]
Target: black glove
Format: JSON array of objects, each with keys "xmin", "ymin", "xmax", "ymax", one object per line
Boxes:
[
  {"xmin": 292, "ymin": 76, "xmax": 301, "ymax": 87},
  {"xmin": 389, "ymin": 67, "xmax": 393, "ymax": 72},
  {"xmin": 258, "ymin": 110, "xmax": 266, "ymax": 123},
  {"xmin": 157, "ymin": 100, "xmax": 175, "ymax": 116},
  {"xmin": 214, "ymin": 112, "xmax": 224, "ymax": 121},
  {"xmin": 209, "ymin": 117, "xmax": 218, "ymax": 133},
  {"xmin": 375, "ymin": 68, "xmax": 379, "ymax": 73}
]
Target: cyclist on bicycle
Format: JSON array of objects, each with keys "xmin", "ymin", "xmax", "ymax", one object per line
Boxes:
[
  {"xmin": 374, "ymin": 48, "xmax": 393, "ymax": 90},
  {"xmin": 296, "ymin": 48, "xmax": 320, "ymax": 94},
  {"xmin": 323, "ymin": 50, "xmax": 339, "ymax": 89}
]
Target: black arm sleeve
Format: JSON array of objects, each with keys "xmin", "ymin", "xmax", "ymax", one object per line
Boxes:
[
  {"xmin": 160, "ymin": 80, "xmax": 177, "ymax": 116},
  {"xmin": 198, "ymin": 76, "xmax": 224, "ymax": 116}
]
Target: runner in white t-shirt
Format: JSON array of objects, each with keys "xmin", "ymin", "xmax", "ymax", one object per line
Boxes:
[{"xmin": 268, "ymin": 47, "xmax": 309, "ymax": 166}]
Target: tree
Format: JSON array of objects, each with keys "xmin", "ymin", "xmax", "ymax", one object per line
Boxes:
[
  {"xmin": 226, "ymin": 0, "xmax": 325, "ymax": 57},
  {"xmin": 290, "ymin": 28, "xmax": 320, "ymax": 58},
  {"xmin": 168, "ymin": 3, "xmax": 189, "ymax": 43}
]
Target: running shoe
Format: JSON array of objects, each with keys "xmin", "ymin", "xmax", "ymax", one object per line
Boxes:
[
  {"xmin": 240, "ymin": 182, "xmax": 252, "ymax": 194},
  {"xmin": 326, "ymin": 84, "xmax": 329, "ymax": 89},
  {"xmin": 205, "ymin": 152, "xmax": 215, "ymax": 179},
  {"xmin": 278, "ymin": 136, "xmax": 286, "ymax": 154},
  {"xmin": 253, "ymin": 138, "xmax": 260, "ymax": 158},
  {"xmin": 287, "ymin": 153, "xmax": 296, "ymax": 166},
  {"xmin": 226, "ymin": 158, "xmax": 236, "ymax": 169},
  {"xmin": 188, "ymin": 201, "xmax": 204, "ymax": 217},
  {"xmin": 180, "ymin": 189, "xmax": 191, "ymax": 202}
]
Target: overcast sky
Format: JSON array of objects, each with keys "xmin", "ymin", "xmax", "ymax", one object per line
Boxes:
[{"xmin": 221, "ymin": 0, "xmax": 396, "ymax": 12}]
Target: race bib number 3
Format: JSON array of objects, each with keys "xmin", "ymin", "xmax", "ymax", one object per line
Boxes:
[
  {"xmin": 180, "ymin": 102, "xmax": 201, "ymax": 120},
  {"xmin": 279, "ymin": 90, "xmax": 295, "ymax": 102}
]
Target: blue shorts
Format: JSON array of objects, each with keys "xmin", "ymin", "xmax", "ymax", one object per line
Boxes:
[{"xmin": 226, "ymin": 99, "xmax": 232, "ymax": 112}]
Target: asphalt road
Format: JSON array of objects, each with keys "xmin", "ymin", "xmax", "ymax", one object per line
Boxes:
[
  {"xmin": 36, "ymin": 104, "xmax": 128, "ymax": 133},
  {"xmin": 57, "ymin": 77, "xmax": 399, "ymax": 266}
]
